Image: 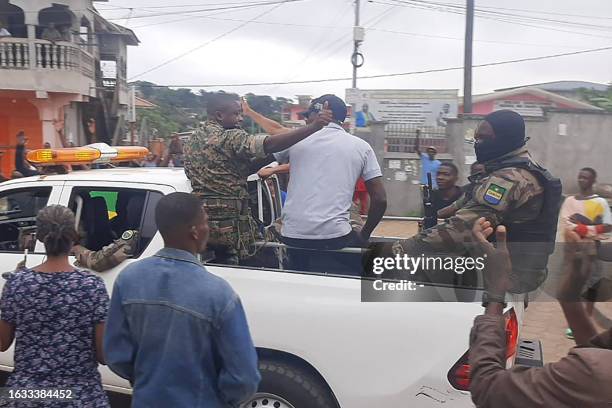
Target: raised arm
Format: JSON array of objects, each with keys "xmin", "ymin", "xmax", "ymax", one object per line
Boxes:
[
  {"xmin": 263, "ymin": 102, "xmax": 332, "ymax": 154},
  {"xmin": 414, "ymin": 129, "xmax": 422, "ymax": 156},
  {"xmin": 242, "ymin": 98, "xmax": 289, "ymax": 136}
]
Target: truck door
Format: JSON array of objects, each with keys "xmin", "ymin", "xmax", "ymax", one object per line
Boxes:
[
  {"xmin": 58, "ymin": 181, "xmax": 174, "ymax": 393},
  {"xmin": 0, "ymin": 180, "xmax": 64, "ymax": 372}
]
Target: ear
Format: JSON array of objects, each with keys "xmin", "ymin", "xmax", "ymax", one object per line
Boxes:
[
  {"xmin": 214, "ymin": 110, "xmax": 223, "ymax": 121},
  {"xmin": 190, "ymin": 225, "xmax": 198, "ymax": 240}
]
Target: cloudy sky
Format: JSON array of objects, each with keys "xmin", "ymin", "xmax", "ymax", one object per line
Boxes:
[{"xmin": 97, "ymin": 0, "xmax": 612, "ymax": 100}]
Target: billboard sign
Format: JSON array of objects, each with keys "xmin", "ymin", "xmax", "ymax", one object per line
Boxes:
[{"xmin": 346, "ymin": 89, "xmax": 458, "ymax": 128}]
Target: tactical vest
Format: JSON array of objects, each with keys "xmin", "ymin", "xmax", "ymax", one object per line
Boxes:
[{"xmin": 486, "ymin": 156, "xmax": 562, "ymax": 293}]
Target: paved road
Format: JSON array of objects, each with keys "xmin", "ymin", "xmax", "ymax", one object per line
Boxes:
[
  {"xmin": 522, "ymin": 298, "xmax": 612, "ymax": 363},
  {"xmin": 372, "ymin": 219, "xmax": 612, "ymax": 363}
]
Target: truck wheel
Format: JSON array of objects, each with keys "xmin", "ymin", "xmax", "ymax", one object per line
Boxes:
[{"xmin": 243, "ymin": 360, "xmax": 338, "ymax": 408}]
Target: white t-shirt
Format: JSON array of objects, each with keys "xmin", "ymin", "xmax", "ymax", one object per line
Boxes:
[{"xmin": 275, "ymin": 123, "xmax": 382, "ymax": 240}]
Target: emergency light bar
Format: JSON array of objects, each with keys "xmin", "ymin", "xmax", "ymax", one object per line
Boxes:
[{"xmin": 27, "ymin": 143, "xmax": 149, "ymax": 166}]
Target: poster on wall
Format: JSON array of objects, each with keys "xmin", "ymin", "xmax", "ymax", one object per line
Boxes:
[{"xmin": 346, "ymin": 89, "xmax": 459, "ymax": 128}]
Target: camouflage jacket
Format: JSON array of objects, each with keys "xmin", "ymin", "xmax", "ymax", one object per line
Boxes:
[
  {"xmin": 398, "ymin": 149, "xmax": 544, "ymax": 256},
  {"xmin": 183, "ymin": 121, "xmax": 269, "ymax": 200},
  {"xmin": 73, "ymin": 230, "xmax": 138, "ymax": 272}
]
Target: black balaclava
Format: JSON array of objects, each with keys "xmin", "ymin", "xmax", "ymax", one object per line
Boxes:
[{"xmin": 475, "ymin": 110, "xmax": 526, "ymax": 163}]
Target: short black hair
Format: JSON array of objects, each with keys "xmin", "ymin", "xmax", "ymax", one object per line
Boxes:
[
  {"xmin": 310, "ymin": 94, "xmax": 347, "ymax": 122},
  {"xmin": 580, "ymin": 167, "xmax": 597, "ymax": 180},
  {"xmin": 440, "ymin": 162, "xmax": 458, "ymax": 175},
  {"xmin": 206, "ymin": 92, "xmax": 240, "ymax": 116},
  {"xmin": 155, "ymin": 193, "xmax": 203, "ymax": 238}
]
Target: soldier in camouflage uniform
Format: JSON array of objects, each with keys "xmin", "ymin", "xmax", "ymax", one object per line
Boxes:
[
  {"xmin": 184, "ymin": 93, "xmax": 332, "ymax": 264},
  {"xmin": 372, "ymin": 110, "xmax": 561, "ymax": 293},
  {"xmin": 72, "ymin": 230, "xmax": 138, "ymax": 272}
]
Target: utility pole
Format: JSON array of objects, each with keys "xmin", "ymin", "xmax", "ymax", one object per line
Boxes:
[
  {"xmin": 463, "ymin": 0, "xmax": 474, "ymax": 113},
  {"xmin": 352, "ymin": 0, "xmax": 364, "ymax": 89},
  {"xmin": 350, "ymin": 0, "xmax": 364, "ymax": 131}
]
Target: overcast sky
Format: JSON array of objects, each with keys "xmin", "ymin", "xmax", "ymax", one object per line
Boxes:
[{"xmin": 98, "ymin": 0, "xmax": 612, "ymax": 100}]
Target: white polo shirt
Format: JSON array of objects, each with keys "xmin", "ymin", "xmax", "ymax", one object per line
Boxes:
[{"xmin": 275, "ymin": 122, "xmax": 382, "ymax": 240}]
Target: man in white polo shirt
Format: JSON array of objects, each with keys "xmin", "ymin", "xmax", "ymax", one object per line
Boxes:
[{"xmin": 275, "ymin": 95, "xmax": 387, "ymax": 255}]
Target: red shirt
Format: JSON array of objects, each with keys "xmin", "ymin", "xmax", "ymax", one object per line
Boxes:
[{"xmin": 355, "ymin": 177, "xmax": 367, "ymax": 192}]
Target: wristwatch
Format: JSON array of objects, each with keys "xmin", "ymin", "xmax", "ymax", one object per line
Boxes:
[{"xmin": 482, "ymin": 291, "xmax": 507, "ymax": 308}]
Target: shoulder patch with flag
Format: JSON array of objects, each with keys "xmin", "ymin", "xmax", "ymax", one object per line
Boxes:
[{"xmin": 484, "ymin": 184, "xmax": 506, "ymax": 205}]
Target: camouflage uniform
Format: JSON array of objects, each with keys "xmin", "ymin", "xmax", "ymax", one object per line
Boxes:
[
  {"xmin": 390, "ymin": 149, "xmax": 548, "ymax": 291},
  {"xmin": 73, "ymin": 230, "xmax": 138, "ymax": 272},
  {"xmin": 183, "ymin": 120, "xmax": 269, "ymax": 262}
]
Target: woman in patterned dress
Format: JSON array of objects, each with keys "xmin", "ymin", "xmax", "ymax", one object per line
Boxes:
[{"xmin": 0, "ymin": 205, "xmax": 110, "ymax": 407}]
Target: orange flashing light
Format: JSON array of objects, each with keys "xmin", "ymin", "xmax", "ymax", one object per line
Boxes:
[
  {"xmin": 26, "ymin": 144, "xmax": 149, "ymax": 166},
  {"xmin": 113, "ymin": 146, "xmax": 149, "ymax": 162},
  {"xmin": 27, "ymin": 147, "xmax": 101, "ymax": 165}
]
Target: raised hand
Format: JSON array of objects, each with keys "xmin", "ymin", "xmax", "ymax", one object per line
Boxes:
[
  {"xmin": 472, "ymin": 217, "xmax": 512, "ymax": 296},
  {"xmin": 313, "ymin": 101, "xmax": 333, "ymax": 128}
]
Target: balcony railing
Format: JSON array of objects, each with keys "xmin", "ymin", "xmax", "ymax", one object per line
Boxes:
[
  {"xmin": 0, "ymin": 38, "xmax": 95, "ymax": 79},
  {"xmin": 0, "ymin": 39, "xmax": 29, "ymax": 68}
]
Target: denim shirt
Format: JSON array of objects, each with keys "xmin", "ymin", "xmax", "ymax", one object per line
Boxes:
[{"xmin": 104, "ymin": 248, "xmax": 261, "ymax": 408}]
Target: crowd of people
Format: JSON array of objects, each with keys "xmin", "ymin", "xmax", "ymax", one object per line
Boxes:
[
  {"xmin": 0, "ymin": 90, "xmax": 610, "ymax": 407},
  {"xmin": 3, "ymin": 128, "xmax": 185, "ymax": 183}
]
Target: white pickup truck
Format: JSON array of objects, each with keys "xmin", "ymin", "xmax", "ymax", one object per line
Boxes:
[{"xmin": 0, "ymin": 167, "xmax": 541, "ymax": 408}]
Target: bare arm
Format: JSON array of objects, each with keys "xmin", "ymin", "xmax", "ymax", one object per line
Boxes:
[
  {"xmin": 263, "ymin": 102, "xmax": 332, "ymax": 154},
  {"xmin": 258, "ymin": 163, "xmax": 290, "ymax": 179},
  {"xmin": 469, "ymin": 314, "xmax": 601, "ymax": 408},
  {"xmin": 414, "ymin": 129, "xmax": 422, "ymax": 156},
  {"xmin": 558, "ymin": 231, "xmax": 599, "ymax": 346},
  {"xmin": 361, "ymin": 177, "xmax": 387, "ymax": 240},
  {"xmin": 0, "ymin": 321, "xmax": 15, "ymax": 352},
  {"xmin": 438, "ymin": 193, "xmax": 467, "ymax": 219},
  {"xmin": 95, "ymin": 322, "xmax": 106, "ymax": 364},
  {"xmin": 437, "ymin": 204, "xmax": 457, "ymax": 219},
  {"xmin": 242, "ymin": 99, "xmax": 288, "ymax": 136}
]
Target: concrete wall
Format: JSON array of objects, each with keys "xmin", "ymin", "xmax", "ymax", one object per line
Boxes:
[
  {"xmin": 354, "ymin": 121, "xmax": 466, "ymax": 216},
  {"xmin": 447, "ymin": 109, "xmax": 612, "ymax": 195}
]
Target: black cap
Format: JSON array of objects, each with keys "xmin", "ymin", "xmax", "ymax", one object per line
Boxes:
[{"xmin": 307, "ymin": 94, "xmax": 347, "ymax": 122}]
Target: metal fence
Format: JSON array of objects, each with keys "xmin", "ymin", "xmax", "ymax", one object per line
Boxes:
[{"xmin": 384, "ymin": 124, "xmax": 448, "ymax": 153}]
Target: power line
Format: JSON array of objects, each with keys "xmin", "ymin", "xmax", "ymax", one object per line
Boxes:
[
  {"xmin": 128, "ymin": 0, "xmax": 301, "ymax": 80},
  {"xmin": 389, "ymin": 0, "xmax": 612, "ymax": 31},
  {"xmin": 370, "ymin": 0, "xmax": 612, "ymax": 39},
  {"xmin": 129, "ymin": 7, "xmax": 328, "ymax": 29},
  {"xmin": 130, "ymin": 44, "xmax": 612, "ymax": 88},
  {"xmin": 385, "ymin": 0, "xmax": 612, "ymax": 33},
  {"xmin": 101, "ymin": 1, "xmax": 293, "ymax": 10},
  {"xmin": 105, "ymin": 0, "xmax": 301, "ymax": 21},
  {"xmin": 363, "ymin": 27, "xmax": 588, "ymax": 49},
  {"xmin": 128, "ymin": 3, "xmax": 268, "ymax": 29},
  {"xmin": 124, "ymin": 11, "xmax": 601, "ymax": 49},
  {"xmin": 404, "ymin": 0, "xmax": 612, "ymax": 21}
]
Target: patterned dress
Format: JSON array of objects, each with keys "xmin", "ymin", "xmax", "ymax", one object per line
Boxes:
[{"xmin": 0, "ymin": 269, "xmax": 110, "ymax": 407}]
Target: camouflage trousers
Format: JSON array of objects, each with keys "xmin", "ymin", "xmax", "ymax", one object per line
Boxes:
[{"xmin": 202, "ymin": 198, "xmax": 261, "ymax": 263}]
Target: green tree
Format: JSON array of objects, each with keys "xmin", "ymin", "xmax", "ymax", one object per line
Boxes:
[
  {"xmin": 578, "ymin": 85, "xmax": 612, "ymax": 112},
  {"xmin": 131, "ymin": 82, "xmax": 291, "ymax": 135}
]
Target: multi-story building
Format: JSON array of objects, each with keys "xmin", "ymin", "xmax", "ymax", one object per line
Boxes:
[{"xmin": 0, "ymin": 0, "xmax": 138, "ymax": 176}]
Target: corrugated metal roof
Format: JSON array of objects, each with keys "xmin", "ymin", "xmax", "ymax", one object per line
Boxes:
[{"xmin": 496, "ymin": 81, "xmax": 608, "ymax": 92}]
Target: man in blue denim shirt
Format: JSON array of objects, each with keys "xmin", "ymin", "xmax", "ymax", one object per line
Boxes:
[{"xmin": 104, "ymin": 192, "xmax": 261, "ymax": 407}]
